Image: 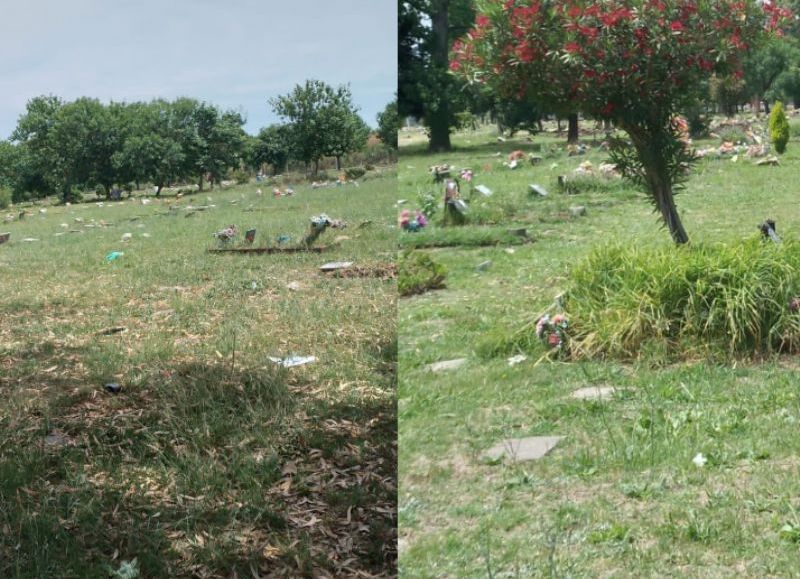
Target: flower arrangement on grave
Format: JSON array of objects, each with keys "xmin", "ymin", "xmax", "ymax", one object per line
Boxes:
[
  {"xmin": 536, "ymin": 313, "xmax": 569, "ymax": 349},
  {"xmin": 460, "ymin": 168, "xmax": 474, "ymax": 182},
  {"xmin": 399, "ymin": 209, "xmax": 428, "ymax": 232}
]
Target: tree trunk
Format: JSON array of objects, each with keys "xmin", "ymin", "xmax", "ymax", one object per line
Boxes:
[
  {"xmin": 335, "ymin": 156, "xmax": 341, "ymax": 171},
  {"xmin": 428, "ymin": 0, "xmax": 452, "ymax": 152},
  {"xmin": 198, "ymin": 175, "xmax": 204, "ymax": 192},
  {"xmin": 156, "ymin": 183, "xmax": 162, "ymax": 197},
  {"xmin": 625, "ymin": 124, "xmax": 690, "ymax": 245},
  {"xmin": 567, "ymin": 113, "xmax": 579, "ymax": 144},
  {"xmin": 314, "ymin": 159, "xmax": 319, "ymax": 177}
]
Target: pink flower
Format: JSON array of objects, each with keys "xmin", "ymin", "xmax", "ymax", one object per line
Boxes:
[
  {"xmin": 548, "ymin": 333, "xmax": 561, "ymax": 347},
  {"xmin": 552, "ymin": 314, "xmax": 565, "ymax": 324}
]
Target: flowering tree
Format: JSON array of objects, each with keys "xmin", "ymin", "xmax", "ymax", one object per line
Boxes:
[{"xmin": 451, "ymin": 0, "xmax": 789, "ymax": 244}]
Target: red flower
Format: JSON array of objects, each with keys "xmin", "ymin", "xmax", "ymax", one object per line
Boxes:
[
  {"xmin": 564, "ymin": 42, "xmax": 580, "ymax": 53},
  {"xmin": 449, "ymin": 60, "xmax": 461, "ymax": 71},
  {"xmin": 568, "ymin": 5, "xmax": 581, "ymax": 18},
  {"xmin": 601, "ymin": 102, "xmax": 615, "ymax": 115},
  {"xmin": 476, "ymin": 15, "xmax": 490, "ymax": 27},
  {"xmin": 548, "ymin": 333, "xmax": 560, "ymax": 347},
  {"xmin": 670, "ymin": 21, "xmax": 684, "ymax": 32},
  {"xmin": 515, "ymin": 44, "xmax": 536, "ymax": 62}
]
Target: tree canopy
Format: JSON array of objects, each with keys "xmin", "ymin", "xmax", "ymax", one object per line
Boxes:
[{"xmin": 453, "ymin": 0, "xmax": 789, "ymax": 244}]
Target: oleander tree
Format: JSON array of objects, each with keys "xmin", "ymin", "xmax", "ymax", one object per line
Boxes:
[{"xmin": 451, "ymin": 0, "xmax": 790, "ymax": 244}]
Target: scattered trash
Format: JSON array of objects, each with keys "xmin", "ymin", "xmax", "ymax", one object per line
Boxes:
[
  {"xmin": 508, "ymin": 354, "xmax": 528, "ymax": 366},
  {"xmin": 430, "ymin": 164, "xmax": 452, "ymax": 182},
  {"xmin": 319, "ymin": 261, "xmax": 353, "ymax": 272},
  {"xmin": 105, "ymin": 251, "xmax": 124, "ymax": 262},
  {"xmin": 45, "ymin": 430, "xmax": 72, "ymax": 447},
  {"xmin": 570, "ymin": 205, "xmax": 587, "ymax": 217},
  {"xmin": 756, "ymin": 156, "xmax": 780, "ymax": 166},
  {"xmin": 428, "ymin": 358, "xmax": 467, "ymax": 372},
  {"xmin": 504, "ymin": 248, "xmax": 516, "ymax": 254},
  {"xmin": 529, "ymin": 184, "xmax": 549, "ymax": 197},
  {"xmin": 692, "ymin": 452, "xmax": 708, "ymax": 467},
  {"xmin": 268, "ymin": 355, "xmax": 316, "ymax": 368},
  {"xmin": 476, "ymin": 260, "xmax": 492, "ymax": 272},
  {"xmin": 97, "ymin": 326, "xmax": 127, "ymax": 336},
  {"xmin": 213, "ymin": 224, "xmax": 237, "ymax": 241},
  {"xmin": 276, "ymin": 234, "xmax": 291, "ymax": 244},
  {"xmin": 141, "ymin": 232, "xmax": 151, "ymax": 238},
  {"xmin": 60, "ymin": 223, "xmax": 68, "ymax": 228},
  {"xmin": 109, "ymin": 557, "xmax": 140, "ymax": 579},
  {"xmin": 105, "ymin": 383, "xmax": 122, "ymax": 394}
]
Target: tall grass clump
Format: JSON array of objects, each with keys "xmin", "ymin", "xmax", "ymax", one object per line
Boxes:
[
  {"xmin": 564, "ymin": 240, "xmax": 800, "ymax": 359},
  {"xmin": 399, "ymin": 250, "xmax": 446, "ymax": 297}
]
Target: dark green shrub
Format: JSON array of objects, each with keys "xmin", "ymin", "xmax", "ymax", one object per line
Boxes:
[
  {"xmin": 0, "ymin": 188, "xmax": 10, "ymax": 209},
  {"xmin": 232, "ymin": 168, "xmax": 251, "ymax": 184},
  {"xmin": 344, "ymin": 166, "xmax": 366, "ymax": 180},
  {"xmin": 770, "ymin": 101, "xmax": 790, "ymax": 154},
  {"xmin": 399, "ymin": 250, "xmax": 446, "ymax": 296}
]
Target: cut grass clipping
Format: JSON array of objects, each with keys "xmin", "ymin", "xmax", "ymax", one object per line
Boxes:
[
  {"xmin": 399, "ymin": 250, "xmax": 446, "ymax": 297},
  {"xmin": 483, "ymin": 239, "xmax": 800, "ymax": 360}
]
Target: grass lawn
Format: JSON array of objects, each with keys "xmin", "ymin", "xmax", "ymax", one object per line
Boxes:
[
  {"xmin": 0, "ymin": 172, "xmax": 396, "ymax": 578},
  {"xmin": 398, "ymin": 120, "xmax": 800, "ymax": 577}
]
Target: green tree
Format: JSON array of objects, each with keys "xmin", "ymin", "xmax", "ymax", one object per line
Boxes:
[
  {"xmin": 454, "ymin": 0, "xmax": 786, "ymax": 244},
  {"xmin": 744, "ymin": 37, "xmax": 800, "ymax": 113},
  {"xmin": 319, "ymin": 86, "xmax": 370, "ymax": 170},
  {"xmin": 376, "ymin": 98, "xmax": 400, "ymax": 149},
  {"xmin": 270, "ymin": 79, "xmax": 366, "ymax": 176},
  {"xmin": 11, "ymin": 95, "xmax": 63, "ymax": 198},
  {"xmin": 249, "ymin": 124, "xmax": 291, "ymax": 175},
  {"xmin": 399, "ymin": 0, "xmax": 475, "ymax": 152}
]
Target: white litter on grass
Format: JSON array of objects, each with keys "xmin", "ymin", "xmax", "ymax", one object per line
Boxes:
[
  {"xmin": 141, "ymin": 233, "xmax": 151, "ymax": 238},
  {"xmin": 268, "ymin": 355, "xmax": 317, "ymax": 368},
  {"xmin": 508, "ymin": 354, "xmax": 528, "ymax": 366},
  {"xmin": 474, "ymin": 185, "xmax": 493, "ymax": 197},
  {"xmin": 121, "ymin": 233, "xmax": 132, "ymax": 242},
  {"xmin": 692, "ymin": 453, "xmax": 708, "ymax": 467}
]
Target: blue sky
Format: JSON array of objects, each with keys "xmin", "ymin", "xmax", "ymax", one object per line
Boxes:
[{"xmin": 0, "ymin": 0, "xmax": 397, "ymax": 138}]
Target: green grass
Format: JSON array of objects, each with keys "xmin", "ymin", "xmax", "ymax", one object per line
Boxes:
[
  {"xmin": 398, "ymin": 118, "xmax": 800, "ymax": 577},
  {"xmin": 0, "ymin": 172, "xmax": 396, "ymax": 578}
]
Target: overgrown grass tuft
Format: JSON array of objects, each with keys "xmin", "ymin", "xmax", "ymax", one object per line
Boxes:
[
  {"xmin": 399, "ymin": 250, "xmax": 446, "ymax": 297},
  {"xmin": 480, "ymin": 239, "xmax": 800, "ymax": 360},
  {"xmin": 398, "ymin": 226, "xmax": 530, "ymax": 249},
  {"xmin": 565, "ymin": 239, "xmax": 800, "ymax": 359}
]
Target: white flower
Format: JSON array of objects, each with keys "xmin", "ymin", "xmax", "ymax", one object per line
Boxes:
[{"xmin": 692, "ymin": 453, "xmax": 708, "ymax": 467}]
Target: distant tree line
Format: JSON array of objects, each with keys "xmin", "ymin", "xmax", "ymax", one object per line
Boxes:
[{"xmin": 0, "ymin": 79, "xmax": 398, "ymax": 203}]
